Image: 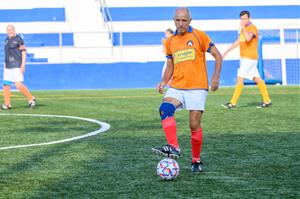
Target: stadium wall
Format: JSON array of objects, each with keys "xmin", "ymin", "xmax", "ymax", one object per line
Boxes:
[{"xmin": 6, "ymin": 59, "xmax": 298, "ymax": 90}]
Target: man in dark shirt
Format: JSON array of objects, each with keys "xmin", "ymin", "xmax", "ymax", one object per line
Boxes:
[{"xmin": 2, "ymin": 24, "xmax": 36, "ymax": 110}]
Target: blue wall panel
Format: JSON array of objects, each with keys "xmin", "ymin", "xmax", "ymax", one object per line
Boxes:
[
  {"xmin": 21, "ymin": 61, "xmax": 238, "ymax": 90},
  {"xmin": 109, "ymin": 6, "xmax": 300, "ymax": 21},
  {"xmin": 0, "ymin": 60, "xmax": 296, "ymax": 90},
  {"xmin": 0, "ymin": 8, "xmax": 65, "ymax": 22}
]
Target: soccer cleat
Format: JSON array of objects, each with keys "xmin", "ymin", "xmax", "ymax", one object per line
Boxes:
[
  {"xmin": 256, "ymin": 101, "xmax": 272, "ymax": 108},
  {"xmin": 152, "ymin": 144, "xmax": 181, "ymax": 159},
  {"xmin": 28, "ymin": 97, "xmax": 36, "ymax": 108},
  {"xmin": 221, "ymin": 102, "xmax": 236, "ymax": 109},
  {"xmin": 1, "ymin": 104, "xmax": 11, "ymax": 110},
  {"xmin": 191, "ymin": 161, "xmax": 203, "ymax": 173}
]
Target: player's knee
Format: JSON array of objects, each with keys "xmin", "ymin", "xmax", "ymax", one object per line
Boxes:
[
  {"xmin": 159, "ymin": 102, "xmax": 176, "ymax": 120},
  {"xmin": 15, "ymin": 82, "xmax": 22, "ymax": 88}
]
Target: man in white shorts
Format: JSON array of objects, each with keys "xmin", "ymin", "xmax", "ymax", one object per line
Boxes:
[
  {"xmin": 2, "ymin": 24, "xmax": 36, "ymax": 110},
  {"xmin": 222, "ymin": 10, "xmax": 271, "ymax": 109},
  {"xmin": 152, "ymin": 8, "xmax": 222, "ymax": 172}
]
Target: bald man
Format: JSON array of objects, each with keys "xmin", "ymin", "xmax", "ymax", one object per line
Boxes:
[
  {"xmin": 152, "ymin": 8, "xmax": 222, "ymax": 172},
  {"xmin": 2, "ymin": 24, "xmax": 36, "ymax": 110}
]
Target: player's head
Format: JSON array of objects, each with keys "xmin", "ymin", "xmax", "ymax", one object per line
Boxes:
[
  {"xmin": 165, "ymin": 28, "xmax": 174, "ymax": 38},
  {"xmin": 240, "ymin": 10, "xmax": 250, "ymax": 24},
  {"xmin": 6, "ymin": 24, "xmax": 16, "ymax": 38},
  {"xmin": 173, "ymin": 7, "xmax": 191, "ymax": 35}
]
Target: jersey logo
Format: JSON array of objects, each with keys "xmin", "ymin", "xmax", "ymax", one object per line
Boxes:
[
  {"xmin": 187, "ymin": 40, "xmax": 193, "ymax": 46},
  {"xmin": 239, "ymin": 34, "xmax": 246, "ymax": 42},
  {"xmin": 173, "ymin": 48, "xmax": 196, "ymax": 64}
]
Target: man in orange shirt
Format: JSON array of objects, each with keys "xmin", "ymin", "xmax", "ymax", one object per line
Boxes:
[
  {"xmin": 222, "ymin": 10, "xmax": 271, "ymax": 109},
  {"xmin": 152, "ymin": 7, "xmax": 222, "ymax": 172}
]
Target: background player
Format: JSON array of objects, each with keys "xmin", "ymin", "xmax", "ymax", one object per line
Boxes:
[
  {"xmin": 152, "ymin": 7, "xmax": 222, "ymax": 172},
  {"xmin": 222, "ymin": 10, "xmax": 271, "ymax": 109},
  {"xmin": 2, "ymin": 24, "xmax": 36, "ymax": 110}
]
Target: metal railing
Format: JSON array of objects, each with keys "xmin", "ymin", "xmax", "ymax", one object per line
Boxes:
[{"xmin": 98, "ymin": 0, "xmax": 114, "ymax": 46}]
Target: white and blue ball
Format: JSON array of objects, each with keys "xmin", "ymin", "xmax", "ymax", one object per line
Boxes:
[{"xmin": 156, "ymin": 158, "xmax": 180, "ymax": 180}]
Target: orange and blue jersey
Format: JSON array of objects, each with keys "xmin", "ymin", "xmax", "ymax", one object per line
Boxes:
[
  {"xmin": 239, "ymin": 23, "xmax": 259, "ymax": 60},
  {"xmin": 165, "ymin": 26, "xmax": 214, "ymax": 90}
]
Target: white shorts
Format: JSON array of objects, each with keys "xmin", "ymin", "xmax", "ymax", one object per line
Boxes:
[
  {"xmin": 238, "ymin": 58, "xmax": 260, "ymax": 80},
  {"xmin": 164, "ymin": 88, "xmax": 208, "ymax": 111},
  {"xmin": 3, "ymin": 68, "xmax": 24, "ymax": 83}
]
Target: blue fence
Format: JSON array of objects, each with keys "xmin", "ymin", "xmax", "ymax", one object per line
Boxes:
[{"xmin": 113, "ymin": 29, "xmax": 299, "ymax": 46}]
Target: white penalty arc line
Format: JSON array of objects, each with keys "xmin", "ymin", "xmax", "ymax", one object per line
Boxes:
[{"xmin": 0, "ymin": 113, "xmax": 111, "ymax": 150}]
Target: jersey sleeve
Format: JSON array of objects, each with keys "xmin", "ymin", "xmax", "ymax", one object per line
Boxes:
[
  {"xmin": 17, "ymin": 35, "xmax": 26, "ymax": 51},
  {"xmin": 248, "ymin": 25, "xmax": 258, "ymax": 38},
  {"xmin": 165, "ymin": 37, "xmax": 173, "ymax": 59},
  {"xmin": 17, "ymin": 36, "xmax": 25, "ymax": 46},
  {"xmin": 199, "ymin": 31, "xmax": 214, "ymax": 53}
]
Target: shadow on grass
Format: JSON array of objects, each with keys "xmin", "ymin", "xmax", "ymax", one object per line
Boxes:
[{"xmin": 1, "ymin": 131, "xmax": 296, "ymax": 198}]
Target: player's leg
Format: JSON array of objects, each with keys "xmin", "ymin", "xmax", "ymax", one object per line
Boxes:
[
  {"xmin": 2, "ymin": 81, "xmax": 12, "ymax": 110},
  {"xmin": 184, "ymin": 89, "xmax": 208, "ymax": 172},
  {"xmin": 152, "ymin": 88, "xmax": 183, "ymax": 159},
  {"xmin": 189, "ymin": 110, "xmax": 204, "ymax": 172},
  {"xmin": 2, "ymin": 68, "xmax": 12, "ymax": 110},
  {"xmin": 253, "ymin": 77, "xmax": 272, "ymax": 108},
  {"xmin": 14, "ymin": 82, "xmax": 36, "ymax": 108},
  {"xmin": 222, "ymin": 76, "xmax": 244, "ymax": 108},
  {"xmin": 230, "ymin": 76, "xmax": 244, "ymax": 105}
]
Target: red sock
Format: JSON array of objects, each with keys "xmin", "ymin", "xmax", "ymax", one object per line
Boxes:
[
  {"xmin": 191, "ymin": 128, "xmax": 203, "ymax": 163},
  {"xmin": 162, "ymin": 116, "xmax": 179, "ymax": 149}
]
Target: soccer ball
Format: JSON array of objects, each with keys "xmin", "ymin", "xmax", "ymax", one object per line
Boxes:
[{"xmin": 156, "ymin": 158, "xmax": 180, "ymax": 180}]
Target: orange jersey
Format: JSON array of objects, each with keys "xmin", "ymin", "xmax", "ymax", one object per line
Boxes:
[
  {"xmin": 239, "ymin": 23, "xmax": 259, "ymax": 60},
  {"xmin": 165, "ymin": 26, "xmax": 213, "ymax": 90}
]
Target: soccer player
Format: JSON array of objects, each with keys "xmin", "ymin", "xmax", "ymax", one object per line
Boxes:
[
  {"xmin": 152, "ymin": 8, "xmax": 222, "ymax": 172},
  {"xmin": 2, "ymin": 24, "xmax": 36, "ymax": 110},
  {"xmin": 161, "ymin": 28, "xmax": 174, "ymax": 77},
  {"xmin": 222, "ymin": 10, "xmax": 271, "ymax": 109}
]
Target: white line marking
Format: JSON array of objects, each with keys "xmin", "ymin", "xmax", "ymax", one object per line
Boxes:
[{"xmin": 0, "ymin": 113, "xmax": 110, "ymax": 150}]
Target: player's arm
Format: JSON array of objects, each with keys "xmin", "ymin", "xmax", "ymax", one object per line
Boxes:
[
  {"xmin": 157, "ymin": 58, "xmax": 173, "ymax": 94},
  {"xmin": 20, "ymin": 47, "xmax": 26, "ymax": 73},
  {"xmin": 222, "ymin": 38, "xmax": 239, "ymax": 59},
  {"xmin": 209, "ymin": 45, "xmax": 222, "ymax": 91},
  {"xmin": 18, "ymin": 38, "xmax": 26, "ymax": 73}
]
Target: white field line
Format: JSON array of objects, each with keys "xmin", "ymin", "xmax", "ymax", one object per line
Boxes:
[{"xmin": 0, "ymin": 113, "xmax": 110, "ymax": 150}]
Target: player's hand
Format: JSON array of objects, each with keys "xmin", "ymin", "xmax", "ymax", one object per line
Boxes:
[
  {"xmin": 157, "ymin": 81, "xmax": 166, "ymax": 94},
  {"xmin": 210, "ymin": 75, "xmax": 220, "ymax": 92},
  {"xmin": 240, "ymin": 21, "xmax": 246, "ymax": 28}
]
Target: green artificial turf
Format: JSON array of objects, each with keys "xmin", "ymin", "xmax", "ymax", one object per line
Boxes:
[{"xmin": 0, "ymin": 86, "xmax": 299, "ymax": 198}]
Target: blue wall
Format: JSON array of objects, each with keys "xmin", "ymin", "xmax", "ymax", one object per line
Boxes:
[
  {"xmin": 0, "ymin": 8, "xmax": 65, "ymax": 22},
  {"xmin": 109, "ymin": 6, "xmax": 300, "ymax": 21},
  {"xmin": 0, "ymin": 60, "xmax": 294, "ymax": 90}
]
